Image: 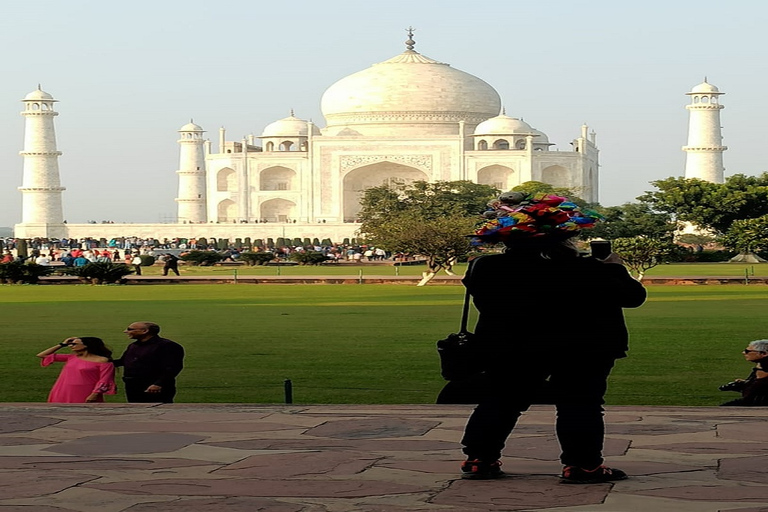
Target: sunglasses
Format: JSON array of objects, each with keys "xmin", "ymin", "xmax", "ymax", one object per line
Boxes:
[{"xmin": 743, "ymin": 349, "xmax": 765, "ymax": 354}]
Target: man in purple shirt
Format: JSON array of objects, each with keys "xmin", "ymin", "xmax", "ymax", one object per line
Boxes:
[{"xmin": 113, "ymin": 322, "xmax": 184, "ymax": 403}]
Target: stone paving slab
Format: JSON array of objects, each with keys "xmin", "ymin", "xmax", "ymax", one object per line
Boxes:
[{"xmin": 1, "ymin": 404, "xmax": 768, "ymax": 511}]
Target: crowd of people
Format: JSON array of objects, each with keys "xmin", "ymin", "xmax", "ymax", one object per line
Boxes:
[{"xmin": 0, "ymin": 236, "xmax": 410, "ymax": 268}]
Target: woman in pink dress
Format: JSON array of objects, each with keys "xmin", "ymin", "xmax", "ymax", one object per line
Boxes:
[{"xmin": 37, "ymin": 337, "xmax": 117, "ymax": 403}]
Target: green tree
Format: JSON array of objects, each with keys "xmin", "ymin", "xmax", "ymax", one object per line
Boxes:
[
  {"xmin": 638, "ymin": 174, "xmax": 768, "ymax": 234},
  {"xmin": 719, "ymin": 214, "xmax": 768, "ymax": 259},
  {"xmin": 589, "ymin": 202, "xmax": 677, "ymax": 241},
  {"xmin": 612, "ymin": 237, "xmax": 675, "ymax": 280},
  {"xmin": 363, "ymin": 212, "xmax": 476, "ymax": 286},
  {"xmin": 358, "ymin": 180, "xmax": 498, "ymax": 285}
]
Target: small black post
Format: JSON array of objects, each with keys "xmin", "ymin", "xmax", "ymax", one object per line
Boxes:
[{"xmin": 284, "ymin": 378, "xmax": 293, "ymax": 404}]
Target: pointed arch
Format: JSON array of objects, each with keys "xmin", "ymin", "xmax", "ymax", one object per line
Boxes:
[
  {"xmin": 260, "ymin": 198, "xmax": 296, "ymax": 223},
  {"xmin": 541, "ymin": 165, "xmax": 570, "ymax": 189},
  {"xmin": 260, "ymin": 166, "xmax": 296, "ymax": 191},
  {"xmin": 217, "ymin": 199, "xmax": 237, "ymax": 222},
  {"xmin": 477, "ymin": 165, "xmax": 515, "ymax": 191},
  {"xmin": 216, "ymin": 167, "xmax": 237, "ymax": 192}
]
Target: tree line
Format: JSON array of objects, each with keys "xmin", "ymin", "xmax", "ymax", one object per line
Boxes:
[{"xmin": 358, "ymin": 173, "xmax": 768, "ymax": 282}]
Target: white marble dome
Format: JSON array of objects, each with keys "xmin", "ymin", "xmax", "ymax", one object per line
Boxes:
[
  {"xmin": 261, "ymin": 115, "xmax": 321, "ymax": 137},
  {"xmin": 689, "ymin": 81, "xmax": 721, "ymax": 94},
  {"xmin": 320, "ymin": 48, "xmax": 501, "ymax": 136},
  {"xmin": 474, "ymin": 115, "xmax": 533, "ymax": 136},
  {"xmin": 530, "ymin": 128, "xmax": 551, "ymax": 144},
  {"xmin": 23, "ymin": 88, "xmax": 55, "ymax": 101},
  {"xmin": 179, "ymin": 121, "xmax": 204, "ymax": 132}
]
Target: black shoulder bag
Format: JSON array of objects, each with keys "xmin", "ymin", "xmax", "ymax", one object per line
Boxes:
[
  {"xmin": 437, "ymin": 258, "xmax": 483, "ymax": 381},
  {"xmin": 436, "ymin": 258, "xmax": 488, "ymax": 404}
]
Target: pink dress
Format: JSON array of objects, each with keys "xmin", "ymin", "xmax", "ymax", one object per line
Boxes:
[{"xmin": 41, "ymin": 354, "xmax": 117, "ymax": 403}]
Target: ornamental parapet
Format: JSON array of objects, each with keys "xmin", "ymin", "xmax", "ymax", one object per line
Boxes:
[
  {"xmin": 19, "ymin": 151, "xmax": 63, "ymax": 156},
  {"xmin": 18, "ymin": 186, "xmax": 66, "ymax": 191},
  {"xmin": 685, "ymin": 104, "xmax": 724, "ymax": 110},
  {"xmin": 682, "ymin": 146, "xmax": 728, "ymax": 152}
]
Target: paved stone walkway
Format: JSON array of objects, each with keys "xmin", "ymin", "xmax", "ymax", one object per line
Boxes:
[{"xmin": 1, "ymin": 404, "xmax": 767, "ymax": 511}]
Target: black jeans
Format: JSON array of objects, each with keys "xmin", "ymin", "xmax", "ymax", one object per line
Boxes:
[
  {"xmin": 461, "ymin": 352, "xmax": 616, "ymax": 469},
  {"xmin": 123, "ymin": 378, "xmax": 176, "ymax": 403}
]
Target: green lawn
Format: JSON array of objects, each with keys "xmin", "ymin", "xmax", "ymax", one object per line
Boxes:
[
  {"xmin": 134, "ymin": 261, "xmax": 768, "ymax": 278},
  {"xmin": 2, "ymin": 284, "xmax": 765, "ymax": 406}
]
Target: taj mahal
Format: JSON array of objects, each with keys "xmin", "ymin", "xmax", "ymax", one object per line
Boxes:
[{"xmin": 14, "ymin": 33, "xmax": 724, "ymax": 241}]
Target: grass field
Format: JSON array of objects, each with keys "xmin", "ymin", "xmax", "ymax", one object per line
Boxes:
[
  {"xmin": 134, "ymin": 261, "xmax": 768, "ymax": 278},
  {"xmin": 3, "ymin": 283, "xmax": 767, "ymax": 406}
]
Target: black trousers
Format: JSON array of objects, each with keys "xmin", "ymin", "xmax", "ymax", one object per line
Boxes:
[
  {"xmin": 123, "ymin": 378, "xmax": 176, "ymax": 403},
  {"xmin": 461, "ymin": 352, "xmax": 616, "ymax": 469}
]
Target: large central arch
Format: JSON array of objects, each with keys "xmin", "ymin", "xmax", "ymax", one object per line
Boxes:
[{"xmin": 342, "ymin": 162, "xmax": 429, "ymax": 221}]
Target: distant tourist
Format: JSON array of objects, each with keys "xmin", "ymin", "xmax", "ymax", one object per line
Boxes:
[
  {"xmin": 37, "ymin": 337, "xmax": 116, "ymax": 403},
  {"xmin": 720, "ymin": 340, "xmax": 768, "ymax": 406},
  {"xmin": 458, "ymin": 192, "xmax": 646, "ymax": 484},
  {"xmin": 34, "ymin": 253, "xmax": 51, "ymax": 265},
  {"xmin": 162, "ymin": 253, "xmax": 180, "ymax": 276},
  {"xmin": 113, "ymin": 322, "xmax": 184, "ymax": 403},
  {"xmin": 131, "ymin": 254, "xmax": 143, "ymax": 275},
  {"xmin": 73, "ymin": 254, "xmax": 88, "ymax": 267}
]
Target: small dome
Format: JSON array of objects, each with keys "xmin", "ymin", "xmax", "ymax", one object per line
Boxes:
[
  {"xmin": 529, "ymin": 127, "xmax": 551, "ymax": 144},
  {"xmin": 474, "ymin": 115, "xmax": 533, "ymax": 136},
  {"xmin": 689, "ymin": 81, "xmax": 720, "ymax": 94},
  {"xmin": 179, "ymin": 121, "xmax": 204, "ymax": 132},
  {"xmin": 260, "ymin": 115, "xmax": 320, "ymax": 138},
  {"xmin": 23, "ymin": 88, "xmax": 55, "ymax": 101}
]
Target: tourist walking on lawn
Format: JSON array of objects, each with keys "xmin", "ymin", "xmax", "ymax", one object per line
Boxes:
[
  {"xmin": 131, "ymin": 254, "xmax": 143, "ymax": 275},
  {"xmin": 113, "ymin": 322, "xmax": 184, "ymax": 403},
  {"xmin": 37, "ymin": 337, "xmax": 116, "ymax": 403},
  {"xmin": 162, "ymin": 253, "xmax": 180, "ymax": 276},
  {"xmin": 459, "ymin": 192, "xmax": 646, "ymax": 484}
]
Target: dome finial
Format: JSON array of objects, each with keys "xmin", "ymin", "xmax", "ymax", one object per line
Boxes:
[
  {"xmin": 405, "ymin": 26, "xmax": 416, "ymax": 51},
  {"xmin": 290, "ymin": 108, "xmax": 294, "ymax": 117},
  {"xmin": 502, "ymin": 106, "xmax": 506, "ymax": 116},
  {"xmin": 704, "ymin": 76, "xmax": 708, "ymax": 83}
]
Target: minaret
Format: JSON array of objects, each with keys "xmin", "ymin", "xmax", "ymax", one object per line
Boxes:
[
  {"xmin": 16, "ymin": 86, "xmax": 66, "ymax": 237},
  {"xmin": 683, "ymin": 80, "xmax": 726, "ymax": 183},
  {"xmin": 175, "ymin": 120, "xmax": 207, "ymax": 223}
]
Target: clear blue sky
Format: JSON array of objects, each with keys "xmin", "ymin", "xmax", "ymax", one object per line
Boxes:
[{"xmin": 0, "ymin": 0, "xmax": 764, "ymax": 227}]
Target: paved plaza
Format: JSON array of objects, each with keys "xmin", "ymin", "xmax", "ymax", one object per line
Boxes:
[{"xmin": 1, "ymin": 404, "xmax": 767, "ymax": 511}]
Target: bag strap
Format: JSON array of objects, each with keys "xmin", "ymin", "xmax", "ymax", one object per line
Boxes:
[{"xmin": 460, "ymin": 257, "xmax": 479, "ymax": 333}]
